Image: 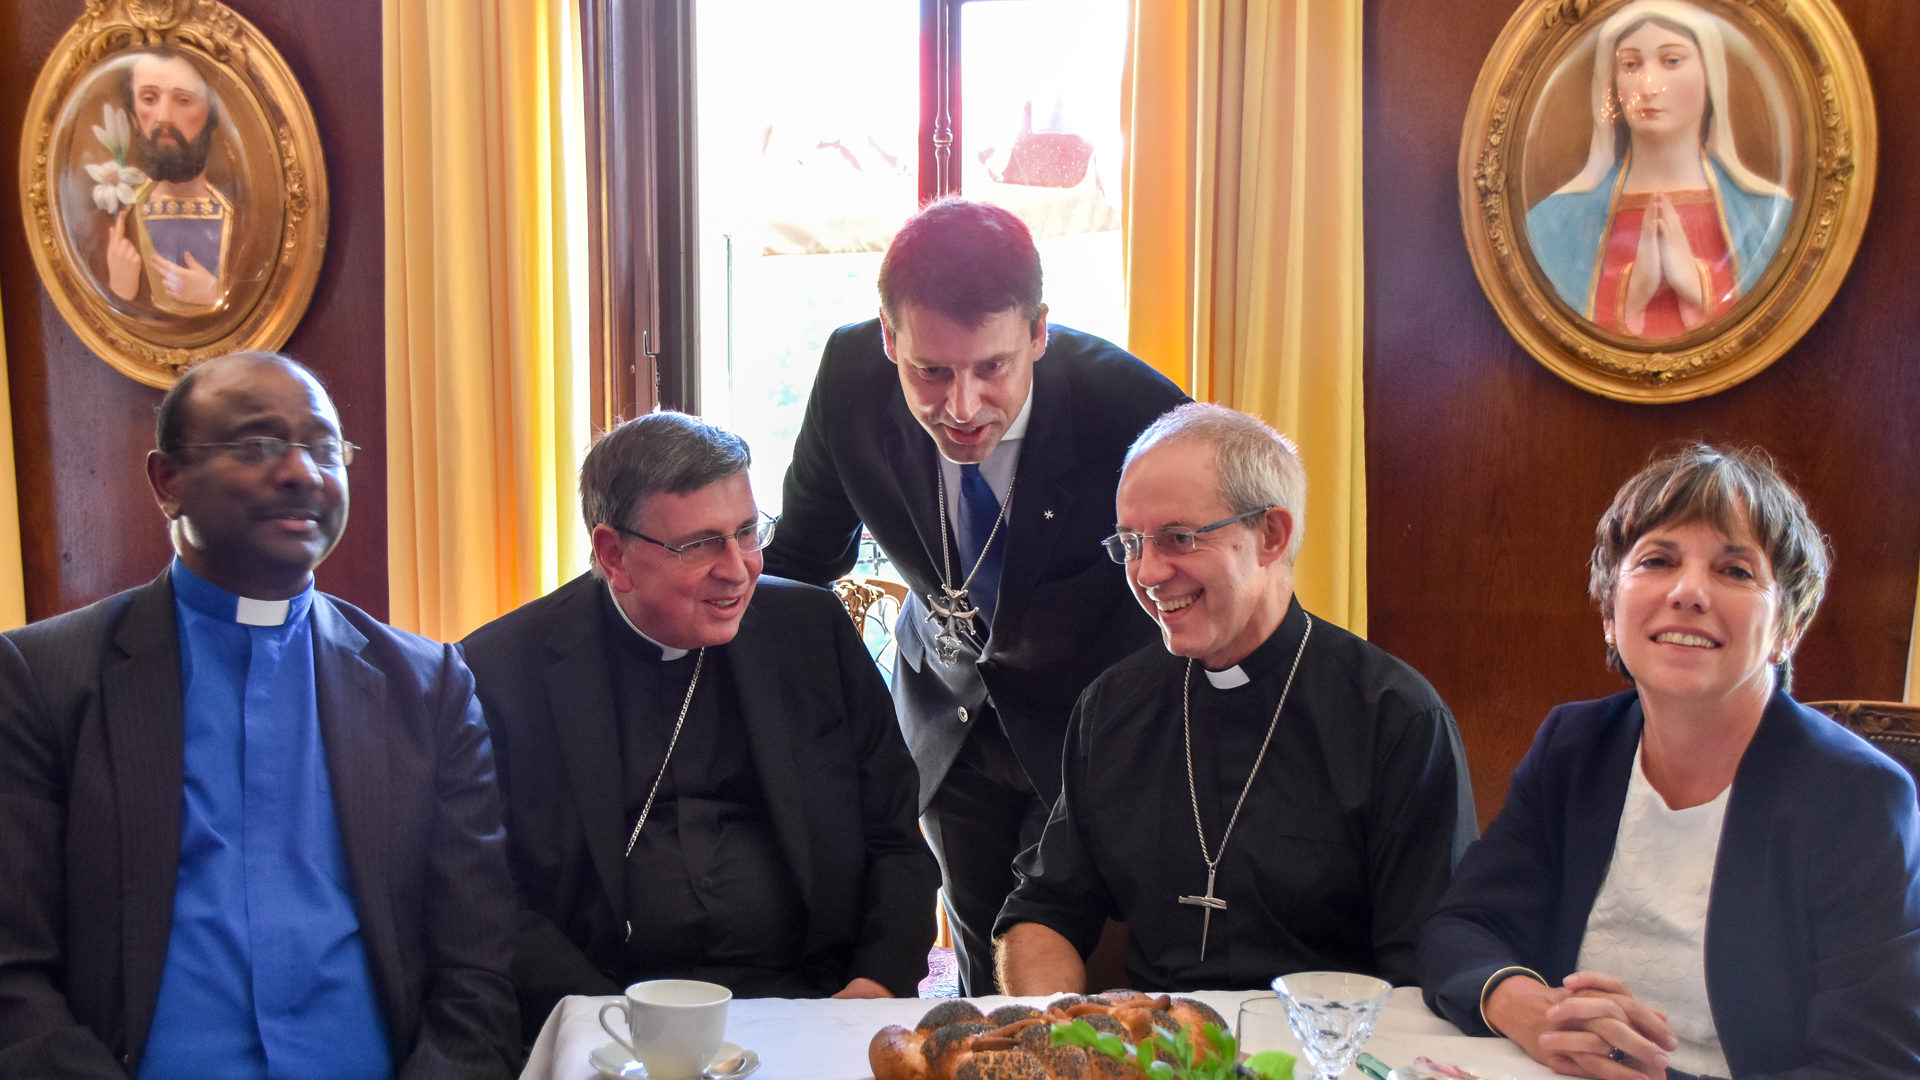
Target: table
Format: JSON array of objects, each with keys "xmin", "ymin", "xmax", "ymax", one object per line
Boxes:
[{"xmin": 522, "ymin": 987, "xmax": 1555, "ymax": 1080}]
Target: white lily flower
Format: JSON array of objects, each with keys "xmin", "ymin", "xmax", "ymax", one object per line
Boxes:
[
  {"xmin": 86, "ymin": 159, "xmax": 147, "ymax": 213},
  {"xmin": 91, "ymin": 103, "xmax": 133, "ymax": 165}
]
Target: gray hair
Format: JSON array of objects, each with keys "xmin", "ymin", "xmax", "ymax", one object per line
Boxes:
[
  {"xmin": 580, "ymin": 412, "xmax": 751, "ymax": 575},
  {"xmin": 1589, "ymin": 443, "xmax": 1830, "ymax": 689},
  {"xmin": 1125, "ymin": 402, "xmax": 1307, "ymax": 563}
]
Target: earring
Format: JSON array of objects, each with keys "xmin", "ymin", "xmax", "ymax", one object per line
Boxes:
[{"xmin": 1604, "ymin": 631, "xmax": 1615, "ymax": 647}]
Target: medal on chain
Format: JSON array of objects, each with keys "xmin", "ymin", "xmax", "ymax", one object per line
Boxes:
[{"xmin": 927, "ymin": 464, "xmax": 1014, "ymax": 666}]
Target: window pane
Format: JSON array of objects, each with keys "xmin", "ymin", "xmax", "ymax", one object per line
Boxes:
[
  {"xmin": 960, "ymin": 0, "xmax": 1129, "ymax": 347},
  {"xmin": 693, "ymin": 0, "xmax": 919, "ymax": 516}
]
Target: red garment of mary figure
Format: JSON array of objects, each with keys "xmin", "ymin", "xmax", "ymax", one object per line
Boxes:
[{"xmin": 1591, "ymin": 188, "xmax": 1737, "ymax": 338}]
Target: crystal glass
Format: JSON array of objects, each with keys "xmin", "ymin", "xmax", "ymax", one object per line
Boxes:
[
  {"xmin": 1272, "ymin": 971, "xmax": 1392, "ymax": 1080},
  {"xmin": 1235, "ymin": 993, "xmax": 1297, "ymax": 1056}
]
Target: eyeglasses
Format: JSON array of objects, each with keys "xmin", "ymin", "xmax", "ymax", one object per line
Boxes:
[
  {"xmin": 1101, "ymin": 506, "xmax": 1274, "ymax": 564},
  {"xmin": 611, "ymin": 515, "xmax": 778, "ymax": 565},
  {"xmin": 171, "ymin": 436, "xmax": 358, "ymax": 468}
]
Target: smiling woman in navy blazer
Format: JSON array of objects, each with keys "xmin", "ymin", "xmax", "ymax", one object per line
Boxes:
[{"xmin": 1419, "ymin": 444, "xmax": 1920, "ymax": 1080}]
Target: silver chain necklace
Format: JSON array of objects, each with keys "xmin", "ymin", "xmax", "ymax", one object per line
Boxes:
[
  {"xmin": 926, "ymin": 464, "xmax": 1016, "ymax": 665},
  {"xmin": 624, "ymin": 647, "xmax": 706, "ymax": 858},
  {"xmin": 1176, "ymin": 613, "xmax": 1312, "ymax": 960}
]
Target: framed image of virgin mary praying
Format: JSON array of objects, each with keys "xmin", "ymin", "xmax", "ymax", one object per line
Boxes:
[{"xmin": 1460, "ymin": 0, "xmax": 1874, "ymax": 402}]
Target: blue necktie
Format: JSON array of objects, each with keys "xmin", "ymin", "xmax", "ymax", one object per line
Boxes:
[{"xmin": 958, "ymin": 463, "xmax": 1003, "ymax": 628}]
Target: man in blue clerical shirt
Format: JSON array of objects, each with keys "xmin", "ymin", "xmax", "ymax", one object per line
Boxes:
[{"xmin": 0, "ymin": 352, "xmax": 518, "ymax": 1079}]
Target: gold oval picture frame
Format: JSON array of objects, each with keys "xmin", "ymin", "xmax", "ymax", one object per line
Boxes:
[
  {"xmin": 19, "ymin": 0, "xmax": 327, "ymax": 388},
  {"xmin": 1460, "ymin": 0, "xmax": 1874, "ymax": 402}
]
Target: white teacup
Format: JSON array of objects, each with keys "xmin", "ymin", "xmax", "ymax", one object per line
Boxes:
[{"xmin": 598, "ymin": 979, "xmax": 732, "ymax": 1079}]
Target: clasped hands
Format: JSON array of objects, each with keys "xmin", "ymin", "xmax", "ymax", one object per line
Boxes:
[
  {"xmin": 1487, "ymin": 970, "xmax": 1679, "ymax": 1080},
  {"xmin": 1623, "ymin": 193, "xmax": 1705, "ymax": 336}
]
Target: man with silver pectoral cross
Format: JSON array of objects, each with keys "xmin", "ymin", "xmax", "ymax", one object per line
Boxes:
[
  {"xmin": 460, "ymin": 413, "xmax": 937, "ymax": 1044},
  {"xmin": 995, "ymin": 403, "xmax": 1477, "ymax": 993},
  {"xmin": 763, "ymin": 199, "xmax": 1188, "ymax": 994}
]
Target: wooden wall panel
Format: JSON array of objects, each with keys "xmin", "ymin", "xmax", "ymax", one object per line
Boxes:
[
  {"xmin": 1364, "ymin": 0, "xmax": 1920, "ymax": 826},
  {"xmin": 0, "ymin": 0, "xmax": 387, "ymax": 621}
]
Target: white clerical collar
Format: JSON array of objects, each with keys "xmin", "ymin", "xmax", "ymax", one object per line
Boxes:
[
  {"xmin": 235, "ymin": 596, "xmax": 291, "ymax": 627},
  {"xmin": 1203, "ymin": 665, "xmax": 1251, "ymax": 689},
  {"xmin": 170, "ymin": 558, "xmax": 303, "ymax": 626},
  {"xmin": 604, "ymin": 583, "xmax": 691, "ymax": 661}
]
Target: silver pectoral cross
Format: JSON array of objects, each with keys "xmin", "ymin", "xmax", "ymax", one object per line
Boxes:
[
  {"xmin": 1178, "ymin": 867, "xmax": 1228, "ymax": 961},
  {"xmin": 924, "ymin": 585, "xmax": 980, "ymax": 666}
]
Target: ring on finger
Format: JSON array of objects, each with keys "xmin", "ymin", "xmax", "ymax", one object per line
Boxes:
[{"xmin": 1606, "ymin": 1045, "xmax": 1629, "ymax": 1064}]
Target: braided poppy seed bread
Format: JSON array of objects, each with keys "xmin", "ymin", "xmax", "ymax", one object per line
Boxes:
[{"xmin": 868, "ymin": 994, "xmax": 1226, "ymax": 1080}]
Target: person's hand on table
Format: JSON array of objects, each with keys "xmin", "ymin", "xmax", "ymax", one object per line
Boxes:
[
  {"xmin": 831, "ymin": 977, "xmax": 894, "ymax": 999},
  {"xmin": 1486, "ymin": 970, "xmax": 1675, "ymax": 1080}
]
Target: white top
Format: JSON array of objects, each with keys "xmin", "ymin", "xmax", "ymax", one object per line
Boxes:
[{"xmin": 1576, "ymin": 741, "xmax": 1731, "ymax": 1077}]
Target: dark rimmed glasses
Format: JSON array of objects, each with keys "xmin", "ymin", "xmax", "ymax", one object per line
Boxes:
[
  {"xmin": 610, "ymin": 514, "xmax": 778, "ymax": 565},
  {"xmin": 171, "ymin": 435, "xmax": 358, "ymax": 468},
  {"xmin": 1101, "ymin": 505, "xmax": 1274, "ymax": 564}
]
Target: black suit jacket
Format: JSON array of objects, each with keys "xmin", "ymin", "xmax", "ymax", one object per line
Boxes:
[
  {"xmin": 0, "ymin": 572, "xmax": 519, "ymax": 1080},
  {"xmin": 459, "ymin": 574, "xmax": 937, "ymax": 1036},
  {"xmin": 1419, "ymin": 690, "xmax": 1920, "ymax": 1079},
  {"xmin": 763, "ymin": 319, "xmax": 1189, "ymax": 806}
]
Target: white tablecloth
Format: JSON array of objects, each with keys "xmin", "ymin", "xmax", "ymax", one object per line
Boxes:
[{"xmin": 521, "ymin": 987, "xmax": 1555, "ymax": 1080}]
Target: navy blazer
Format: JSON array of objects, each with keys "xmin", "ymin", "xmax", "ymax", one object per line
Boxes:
[
  {"xmin": 459, "ymin": 573, "xmax": 937, "ymax": 1039},
  {"xmin": 0, "ymin": 572, "xmax": 519, "ymax": 1080},
  {"xmin": 1418, "ymin": 689, "xmax": 1920, "ymax": 1079},
  {"xmin": 762, "ymin": 319, "xmax": 1189, "ymax": 807}
]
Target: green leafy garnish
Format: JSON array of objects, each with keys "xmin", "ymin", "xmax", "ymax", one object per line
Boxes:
[
  {"xmin": 1050, "ymin": 1019, "xmax": 1297, "ymax": 1080},
  {"xmin": 1243, "ymin": 1050, "xmax": 1298, "ymax": 1079}
]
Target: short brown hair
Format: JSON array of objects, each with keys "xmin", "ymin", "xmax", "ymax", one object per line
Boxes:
[
  {"xmin": 877, "ymin": 197, "xmax": 1042, "ymax": 332},
  {"xmin": 579, "ymin": 412, "xmax": 750, "ymax": 576},
  {"xmin": 1588, "ymin": 444, "xmax": 1829, "ymax": 686}
]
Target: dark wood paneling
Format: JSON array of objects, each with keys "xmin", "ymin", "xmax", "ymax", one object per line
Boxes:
[
  {"xmin": 1, "ymin": 0, "xmax": 387, "ymax": 621},
  {"xmin": 1367, "ymin": 2, "xmax": 1920, "ymax": 822},
  {"xmin": 1365, "ymin": 0, "xmax": 1920, "ymax": 826}
]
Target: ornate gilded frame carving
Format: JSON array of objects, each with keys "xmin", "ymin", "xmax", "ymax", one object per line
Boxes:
[
  {"xmin": 1460, "ymin": 0, "xmax": 1873, "ymax": 402},
  {"xmin": 19, "ymin": 0, "xmax": 327, "ymax": 388}
]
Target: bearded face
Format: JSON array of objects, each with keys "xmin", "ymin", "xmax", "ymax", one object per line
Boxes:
[
  {"xmin": 125, "ymin": 53, "xmax": 221, "ymax": 185},
  {"xmin": 135, "ymin": 117, "xmax": 216, "ymax": 184}
]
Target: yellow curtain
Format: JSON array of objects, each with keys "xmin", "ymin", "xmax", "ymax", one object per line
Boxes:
[
  {"xmin": 383, "ymin": 0, "xmax": 590, "ymax": 641},
  {"xmin": 1121, "ymin": 1, "xmax": 1193, "ymax": 389},
  {"xmin": 1124, "ymin": 0, "xmax": 1367, "ymax": 633},
  {"xmin": 0, "ymin": 282, "xmax": 23, "ymax": 631}
]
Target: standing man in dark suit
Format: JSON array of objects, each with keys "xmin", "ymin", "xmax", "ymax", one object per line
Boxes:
[
  {"xmin": 460, "ymin": 413, "xmax": 936, "ymax": 1041},
  {"xmin": 0, "ymin": 352, "xmax": 518, "ymax": 1079},
  {"xmin": 762, "ymin": 198, "xmax": 1189, "ymax": 993}
]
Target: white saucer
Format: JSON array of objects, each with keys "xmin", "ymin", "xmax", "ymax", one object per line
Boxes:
[{"xmin": 589, "ymin": 1041, "xmax": 757, "ymax": 1080}]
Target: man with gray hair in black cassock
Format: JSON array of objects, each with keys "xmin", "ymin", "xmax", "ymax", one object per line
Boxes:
[{"xmin": 995, "ymin": 401, "xmax": 1477, "ymax": 993}]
